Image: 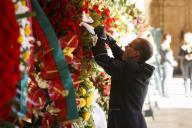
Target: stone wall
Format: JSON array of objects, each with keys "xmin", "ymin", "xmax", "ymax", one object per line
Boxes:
[{"xmin": 148, "ymin": 0, "xmax": 192, "ymax": 59}]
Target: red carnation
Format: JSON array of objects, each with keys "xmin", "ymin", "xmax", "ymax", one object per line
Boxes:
[{"xmin": 0, "ymin": 0, "xmax": 21, "ymax": 117}]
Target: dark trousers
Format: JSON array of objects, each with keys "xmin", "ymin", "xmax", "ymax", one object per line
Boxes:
[{"xmin": 181, "ymin": 60, "xmax": 192, "ymax": 96}]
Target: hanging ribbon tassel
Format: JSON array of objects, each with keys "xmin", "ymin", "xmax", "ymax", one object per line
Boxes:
[
  {"xmin": 20, "ymin": 70, "xmax": 28, "ymax": 115},
  {"xmin": 31, "ymin": 0, "xmax": 78, "ymax": 120}
]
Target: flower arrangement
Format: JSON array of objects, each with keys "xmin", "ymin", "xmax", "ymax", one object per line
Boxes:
[
  {"xmin": 0, "ymin": 0, "xmax": 21, "ymax": 120},
  {"xmin": 0, "ymin": 0, "xmax": 148, "ymax": 127},
  {"xmin": 92, "ymin": 71, "xmax": 111, "ymax": 117},
  {"xmin": 25, "ymin": 0, "xmax": 118, "ymax": 127},
  {"xmin": 24, "ymin": 0, "xmax": 147, "ymax": 127}
]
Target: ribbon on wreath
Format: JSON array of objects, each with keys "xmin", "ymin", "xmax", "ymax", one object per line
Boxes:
[{"xmin": 31, "ymin": 0, "xmax": 78, "ymax": 120}]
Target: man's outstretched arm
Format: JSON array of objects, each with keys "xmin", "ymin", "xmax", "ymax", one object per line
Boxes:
[
  {"xmin": 106, "ymin": 35, "xmax": 124, "ymax": 60},
  {"xmin": 92, "ymin": 36, "xmax": 125, "ymax": 77}
]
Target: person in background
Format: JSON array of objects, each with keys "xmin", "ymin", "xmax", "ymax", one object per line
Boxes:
[
  {"xmin": 160, "ymin": 33, "xmax": 177, "ymax": 97},
  {"xmin": 179, "ymin": 32, "xmax": 192, "ymax": 97},
  {"xmin": 92, "ymin": 26, "xmax": 154, "ymax": 128}
]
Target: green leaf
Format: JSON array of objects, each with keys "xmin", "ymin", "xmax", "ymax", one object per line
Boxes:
[{"xmin": 16, "ymin": 12, "xmax": 36, "ymax": 19}]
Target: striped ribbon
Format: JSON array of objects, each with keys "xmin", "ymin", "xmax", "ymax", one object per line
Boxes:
[{"xmin": 20, "ymin": 70, "xmax": 28, "ymax": 114}]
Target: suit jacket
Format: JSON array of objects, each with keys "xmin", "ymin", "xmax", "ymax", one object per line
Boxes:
[{"xmin": 92, "ymin": 38, "xmax": 155, "ymax": 128}]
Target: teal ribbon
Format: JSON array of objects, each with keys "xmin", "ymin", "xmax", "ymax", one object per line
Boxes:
[
  {"xmin": 31, "ymin": 0, "xmax": 78, "ymax": 120},
  {"xmin": 20, "ymin": 70, "xmax": 28, "ymax": 114}
]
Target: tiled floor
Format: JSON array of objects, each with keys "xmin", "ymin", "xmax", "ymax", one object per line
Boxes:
[{"xmin": 145, "ymin": 77, "xmax": 192, "ymax": 128}]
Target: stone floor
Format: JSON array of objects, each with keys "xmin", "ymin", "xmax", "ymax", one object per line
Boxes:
[
  {"xmin": 144, "ymin": 77, "xmax": 192, "ymax": 128},
  {"xmin": 146, "ymin": 109, "xmax": 192, "ymax": 128}
]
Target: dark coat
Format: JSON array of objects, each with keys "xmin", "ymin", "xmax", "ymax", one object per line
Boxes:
[
  {"xmin": 92, "ymin": 38, "xmax": 155, "ymax": 128},
  {"xmin": 179, "ymin": 45, "xmax": 192, "ymax": 79}
]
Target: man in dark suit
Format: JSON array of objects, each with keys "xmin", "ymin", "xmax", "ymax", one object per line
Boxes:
[{"xmin": 92, "ymin": 26, "xmax": 155, "ymax": 128}]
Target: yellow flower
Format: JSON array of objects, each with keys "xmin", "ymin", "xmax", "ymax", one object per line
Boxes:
[
  {"xmin": 79, "ymin": 87, "xmax": 86, "ymax": 96},
  {"xmin": 86, "ymin": 92, "xmax": 94, "ymax": 107},
  {"xmin": 22, "ymin": 51, "xmax": 30, "ymax": 61},
  {"xmin": 17, "ymin": 35, "xmax": 24, "ymax": 43},
  {"xmin": 82, "ymin": 0, "xmax": 86, "ymax": 6},
  {"xmin": 21, "ymin": 1, "xmax": 26, "ymax": 6},
  {"xmin": 63, "ymin": 47, "xmax": 75, "ymax": 59},
  {"xmin": 89, "ymin": 92, "xmax": 94, "ymax": 99},
  {"xmin": 24, "ymin": 25, "xmax": 31, "ymax": 36},
  {"xmin": 79, "ymin": 98, "xmax": 86, "ymax": 108},
  {"xmin": 14, "ymin": 4, "xmax": 19, "ymax": 11},
  {"xmin": 83, "ymin": 112, "xmax": 90, "ymax": 121}
]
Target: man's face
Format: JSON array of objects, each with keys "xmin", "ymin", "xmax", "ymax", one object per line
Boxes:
[{"xmin": 122, "ymin": 40, "xmax": 140, "ymax": 61}]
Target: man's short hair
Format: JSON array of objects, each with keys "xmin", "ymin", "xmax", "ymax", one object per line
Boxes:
[{"xmin": 135, "ymin": 38, "xmax": 153, "ymax": 62}]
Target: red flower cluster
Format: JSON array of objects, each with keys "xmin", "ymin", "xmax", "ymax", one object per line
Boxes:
[
  {"xmin": 26, "ymin": 19, "xmax": 76, "ymax": 127},
  {"xmin": 0, "ymin": 0, "xmax": 21, "ymax": 118},
  {"xmin": 38, "ymin": 0, "xmax": 84, "ymax": 78},
  {"xmin": 93, "ymin": 72, "xmax": 111, "ymax": 96},
  {"xmin": 93, "ymin": 5, "xmax": 101, "ymax": 14},
  {"xmin": 92, "ymin": 4, "xmax": 117, "ymax": 35},
  {"xmin": 39, "ymin": 0, "xmax": 82, "ymax": 38}
]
